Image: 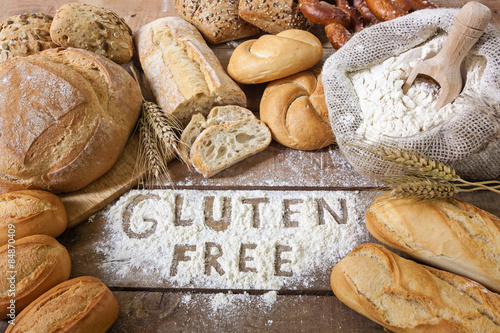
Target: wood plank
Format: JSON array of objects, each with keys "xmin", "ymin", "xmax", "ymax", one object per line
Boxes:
[
  {"xmin": 1, "ymin": 291, "xmax": 386, "ymax": 332},
  {"xmin": 108, "ymin": 291, "xmax": 385, "ymax": 332}
]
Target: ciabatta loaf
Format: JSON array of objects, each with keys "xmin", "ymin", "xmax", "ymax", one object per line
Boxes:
[
  {"xmin": 331, "ymin": 243, "xmax": 500, "ymax": 332},
  {"xmin": 365, "ymin": 193, "xmax": 500, "ymax": 293},
  {"xmin": 6, "ymin": 276, "xmax": 118, "ymax": 333},
  {"xmin": 0, "ymin": 190, "xmax": 67, "ymax": 246},
  {"xmin": 179, "ymin": 105, "xmax": 256, "ymax": 165},
  {"xmin": 0, "ymin": 47, "xmax": 142, "ymax": 193},
  {"xmin": 0, "ymin": 235, "xmax": 71, "ymax": 319},
  {"xmin": 134, "ymin": 17, "xmax": 247, "ymax": 125},
  {"xmin": 190, "ymin": 118, "xmax": 271, "ymax": 177}
]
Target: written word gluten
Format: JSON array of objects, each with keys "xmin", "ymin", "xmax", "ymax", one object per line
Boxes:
[
  {"xmin": 123, "ymin": 189, "xmax": 356, "ymax": 276},
  {"xmin": 97, "ymin": 190, "xmax": 368, "ymax": 289}
]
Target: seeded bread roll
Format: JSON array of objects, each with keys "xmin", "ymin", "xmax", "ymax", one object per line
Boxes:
[
  {"xmin": 260, "ymin": 69, "xmax": 335, "ymax": 150},
  {"xmin": 331, "ymin": 243, "xmax": 500, "ymax": 332},
  {"xmin": 0, "ymin": 12, "xmax": 57, "ymax": 61},
  {"xmin": 227, "ymin": 29, "xmax": 323, "ymax": 84},
  {"xmin": 50, "ymin": 3, "xmax": 134, "ymax": 64},
  {"xmin": 365, "ymin": 193, "xmax": 500, "ymax": 293},
  {"xmin": 190, "ymin": 118, "xmax": 272, "ymax": 177},
  {"xmin": 239, "ymin": 0, "xmax": 312, "ymax": 34},
  {"xmin": 6, "ymin": 276, "xmax": 118, "ymax": 333},
  {"xmin": 134, "ymin": 17, "xmax": 247, "ymax": 126},
  {"xmin": 179, "ymin": 105, "xmax": 256, "ymax": 165},
  {"xmin": 175, "ymin": 0, "xmax": 261, "ymax": 44},
  {"xmin": 0, "ymin": 235, "xmax": 71, "ymax": 319},
  {"xmin": 0, "ymin": 48, "xmax": 142, "ymax": 193},
  {"xmin": 0, "ymin": 190, "xmax": 67, "ymax": 246}
]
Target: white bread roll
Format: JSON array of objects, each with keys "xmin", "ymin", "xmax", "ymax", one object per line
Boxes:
[
  {"xmin": 365, "ymin": 193, "xmax": 500, "ymax": 293},
  {"xmin": 6, "ymin": 276, "xmax": 118, "ymax": 333},
  {"xmin": 260, "ymin": 69, "xmax": 335, "ymax": 150},
  {"xmin": 227, "ymin": 29, "xmax": 323, "ymax": 84},
  {"xmin": 0, "ymin": 235, "xmax": 71, "ymax": 319},
  {"xmin": 134, "ymin": 17, "xmax": 247, "ymax": 126},
  {"xmin": 331, "ymin": 243, "xmax": 500, "ymax": 332},
  {"xmin": 0, "ymin": 190, "xmax": 67, "ymax": 246},
  {"xmin": 0, "ymin": 48, "xmax": 142, "ymax": 193}
]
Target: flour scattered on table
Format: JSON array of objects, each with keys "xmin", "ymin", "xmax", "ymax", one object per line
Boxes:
[{"xmin": 95, "ymin": 189, "xmax": 371, "ymax": 290}]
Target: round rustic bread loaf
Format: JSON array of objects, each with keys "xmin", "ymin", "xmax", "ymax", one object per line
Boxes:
[
  {"xmin": 260, "ymin": 69, "xmax": 335, "ymax": 150},
  {"xmin": 0, "ymin": 12, "xmax": 57, "ymax": 61},
  {"xmin": 50, "ymin": 2, "xmax": 134, "ymax": 64},
  {"xmin": 0, "ymin": 47, "xmax": 142, "ymax": 193}
]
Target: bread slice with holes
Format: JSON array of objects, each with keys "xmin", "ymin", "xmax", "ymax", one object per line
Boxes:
[
  {"xmin": 190, "ymin": 118, "xmax": 272, "ymax": 177},
  {"xmin": 179, "ymin": 105, "xmax": 256, "ymax": 166}
]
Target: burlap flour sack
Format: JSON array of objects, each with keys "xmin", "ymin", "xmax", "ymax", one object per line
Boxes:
[{"xmin": 322, "ymin": 8, "xmax": 500, "ymax": 180}]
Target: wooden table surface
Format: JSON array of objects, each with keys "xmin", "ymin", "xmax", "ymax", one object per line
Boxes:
[{"xmin": 1, "ymin": 0, "xmax": 500, "ymax": 332}]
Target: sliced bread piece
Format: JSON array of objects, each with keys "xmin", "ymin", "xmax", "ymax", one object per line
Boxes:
[
  {"xmin": 179, "ymin": 113, "xmax": 207, "ymax": 165},
  {"xmin": 190, "ymin": 118, "xmax": 272, "ymax": 177},
  {"xmin": 206, "ymin": 105, "xmax": 256, "ymax": 126},
  {"xmin": 179, "ymin": 105, "xmax": 256, "ymax": 166}
]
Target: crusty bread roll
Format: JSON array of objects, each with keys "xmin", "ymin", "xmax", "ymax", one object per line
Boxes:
[
  {"xmin": 227, "ymin": 29, "xmax": 323, "ymax": 84},
  {"xmin": 179, "ymin": 105, "xmax": 256, "ymax": 165},
  {"xmin": 0, "ymin": 190, "xmax": 67, "ymax": 246},
  {"xmin": 260, "ymin": 69, "xmax": 335, "ymax": 150},
  {"xmin": 0, "ymin": 12, "xmax": 57, "ymax": 61},
  {"xmin": 190, "ymin": 117, "xmax": 272, "ymax": 177},
  {"xmin": 175, "ymin": 0, "xmax": 261, "ymax": 44},
  {"xmin": 238, "ymin": 0, "xmax": 312, "ymax": 34},
  {"xmin": 0, "ymin": 235, "xmax": 71, "ymax": 319},
  {"xmin": 365, "ymin": 193, "xmax": 500, "ymax": 293},
  {"xmin": 6, "ymin": 276, "xmax": 118, "ymax": 333},
  {"xmin": 331, "ymin": 243, "xmax": 500, "ymax": 332},
  {"xmin": 134, "ymin": 17, "xmax": 247, "ymax": 126},
  {"xmin": 0, "ymin": 47, "xmax": 142, "ymax": 193},
  {"xmin": 50, "ymin": 3, "xmax": 134, "ymax": 64}
]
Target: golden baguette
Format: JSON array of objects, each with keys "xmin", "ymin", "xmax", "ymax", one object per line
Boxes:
[
  {"xmin": 0, "ymin": 190, "xmax": 67, "ymax": 246},
  {"xmin": 6, "ymin": 276, "xmax": 118, "ymax": 333},
  {"xmin": 365, "ymin": 193, "xmax": 500, "ymax": 293},
  {"xmin": 331, "ymin": 243, "xmax": 500, "ymax": 332},
  {"xmin": 0, "ymin": 234, "xmax": 71, "ymax": 319}
]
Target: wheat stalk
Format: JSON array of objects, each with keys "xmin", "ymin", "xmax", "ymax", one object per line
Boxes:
[
  {"xmin": 135, "ymin": 100, "xmax": 185, "ymax": 187},
  {"xmin": 344, "ymin": 135, "xmax": 500, "ymax": 200},
  {"xmin": 129, "ymin": 65, "xmax": 185, "ymax": 187}
]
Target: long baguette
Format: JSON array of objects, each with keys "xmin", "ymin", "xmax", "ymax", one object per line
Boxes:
[
  {"xmin": 331, "ymin": 243, "xmax": 500, "ymax": 332},
  {"xmin": 365, "ymin": 193, "xmax": 500, "ymax": 293}
]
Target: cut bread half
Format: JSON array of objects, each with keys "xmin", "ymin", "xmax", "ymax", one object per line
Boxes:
[
  {"xmin": 178, "ymin": 105, "xmax": 256, "ymax": 166},
  {"xmin": 206, "ymin": 105, "xmax": 256, "ymax": 126},
  {"xmin": 190, "ymin": 118, "xmax": 272, "ymax": 177},
  {"xmin": 178, "ymin": 113, "xmax": 207, "ymax": 165}
]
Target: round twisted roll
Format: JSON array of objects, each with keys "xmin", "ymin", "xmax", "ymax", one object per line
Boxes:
[
  {"xmin": 260, "ymin": 69, "xmax": 335, "ymax": 150},
  {"xmin": 227, "ymin": 29, "xmax": 323, "ymax": 84}
]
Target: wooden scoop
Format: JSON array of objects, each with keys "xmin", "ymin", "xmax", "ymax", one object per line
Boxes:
[{"xmin": 402, "ymin": 1, "xmax": 491, "ymax": 110}]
